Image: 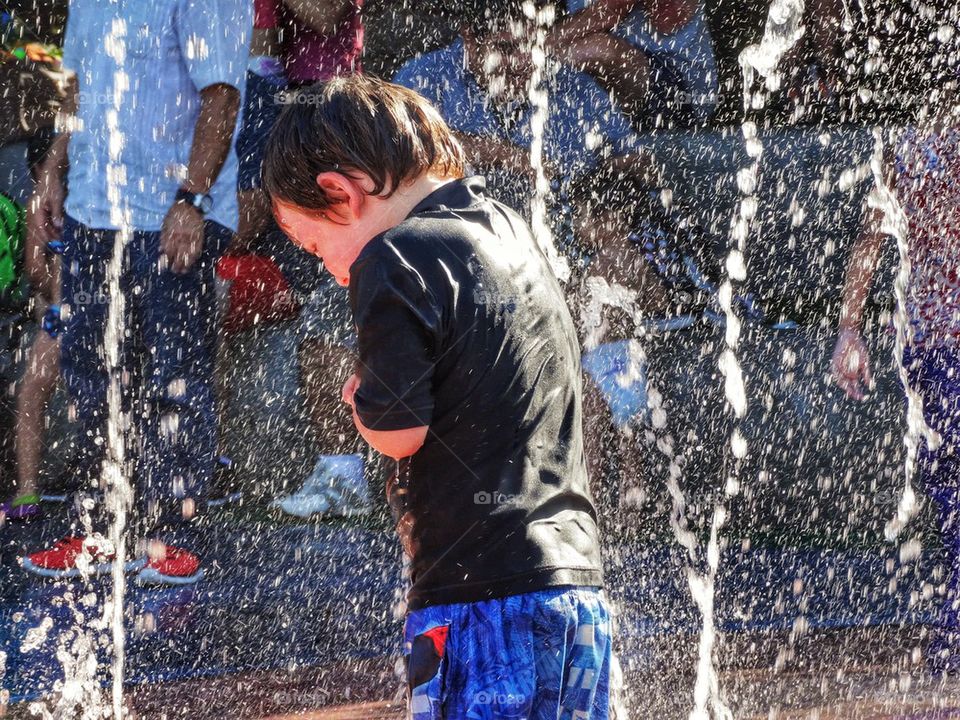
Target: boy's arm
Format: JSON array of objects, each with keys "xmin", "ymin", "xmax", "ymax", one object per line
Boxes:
[
  {"xmin": 343, "ymin": 374, "xmax": 428, "ymax": 459},
  {"xmin": 348, "ymin": 258, "xmax": 439, "ymax": 461}
]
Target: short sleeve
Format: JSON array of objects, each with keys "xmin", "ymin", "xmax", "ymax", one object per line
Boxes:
[
  {"xmin": 175, "ymin": 0, "xmax": 252, "ymax": 92},
  {"xmin": 576, "ymin": 72, "xmax": 639, "ymax": 157},
  {"xmin": 351, "ymin": 253, "xmax": 441, "ymax": 431},
  {"xmin": 61, "ymin": 2, "xmax": 88, "ymax": 76}
]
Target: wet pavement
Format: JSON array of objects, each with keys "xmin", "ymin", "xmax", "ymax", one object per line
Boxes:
[{"xmin": 0, "ymin": 501, "xmax": 948, "ymax": 717}]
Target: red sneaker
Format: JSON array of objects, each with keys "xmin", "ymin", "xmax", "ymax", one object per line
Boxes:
[
  {"xmin": 135, "ymin": 543, "xmax": 204, "ymax": 586},
  {"xmin": 21, "ymin": 535, "xmax": 147, "ymax": 579}
]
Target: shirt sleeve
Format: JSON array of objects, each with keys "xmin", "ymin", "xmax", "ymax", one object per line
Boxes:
[
  {"xmin": 60, "ymin": 3, "xmax": 85, "ymax": 76},
  {"xmin": 175, "ymin": 0, "xmax": 252, "ymax": 92},
  {"xmin": 351, "ymin": 252, "xmax": 441, "ymax": 431},
  {"xmin": 579, "ymin": 73, "xmax": 639, "ymax": 156}
]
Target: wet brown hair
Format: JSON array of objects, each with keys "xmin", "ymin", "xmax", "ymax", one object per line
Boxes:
[{"xmin": 262, "ymin": 74, "xmax": 465, "ymax": 211}]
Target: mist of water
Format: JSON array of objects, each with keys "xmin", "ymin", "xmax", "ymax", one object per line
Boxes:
[{"xmin": 525, "ymin": 1, "xmax": 570, "ymax": 283}]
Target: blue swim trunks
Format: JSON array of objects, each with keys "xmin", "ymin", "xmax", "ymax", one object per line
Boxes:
[{"xmin": 403, "ymin": 586, "xmax": 612, "ymax": 720}]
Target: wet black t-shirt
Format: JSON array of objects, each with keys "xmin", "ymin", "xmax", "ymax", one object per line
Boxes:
[{"xmin": 349, "ymin": 177, "xmax": 603, "ymax": 610}]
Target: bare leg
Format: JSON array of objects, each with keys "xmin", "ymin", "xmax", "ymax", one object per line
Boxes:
[{"xmin": 14, "ymin": 329, "xmax": 59, "ymax": 498}]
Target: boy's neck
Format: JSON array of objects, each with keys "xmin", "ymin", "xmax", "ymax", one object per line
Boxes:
[{"xmin": 371, "ymin": 173, "xmax": 457, "ymax": 233}]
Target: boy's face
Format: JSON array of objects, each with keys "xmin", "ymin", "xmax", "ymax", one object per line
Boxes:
[{"xmin": 273, "ymin": 199, "xmax": 362, "ymax": 287}]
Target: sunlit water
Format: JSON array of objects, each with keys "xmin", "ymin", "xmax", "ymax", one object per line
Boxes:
[
  {"xmin": 12, "ymin": 0, "xmax": 960, "ymax": 717},
  {"xmin": 40, "ymin": 15, "xmax": 136, "ymax": 720},
  {"xmin": 526, "ymin": 1, "xmax": 570, "ymax": 283},
  {"xmin": 101, "ymin": 14, "xmax": 135, "ymax": 718},
  {"xmin": 866, "ymin": 127, "xmax": 941, "ymax": 542}
]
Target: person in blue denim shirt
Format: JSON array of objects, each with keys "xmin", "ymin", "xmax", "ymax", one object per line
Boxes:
[
  {"xmin": 21, "ymin": 0, "xmax": 251, "ymax": 585},
  {"xmin": 393, "ymin": 7, "xmax": 641, "ymax": 220},
  {"xmin": 557, "ymin": 0, "xmax": 718, "ymax": 127}
]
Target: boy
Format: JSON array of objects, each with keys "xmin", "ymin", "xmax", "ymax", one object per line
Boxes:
[{"xmin": 263, "ymin": 75, "xmax": 612, "ymax": 718}]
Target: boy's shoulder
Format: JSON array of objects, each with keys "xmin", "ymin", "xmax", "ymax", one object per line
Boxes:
[{"xmin": 356, "ymin": 179, "xmax": 498, "ymax": 280}]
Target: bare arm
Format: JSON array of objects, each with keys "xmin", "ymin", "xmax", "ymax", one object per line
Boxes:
[
  {"xmin": 549, "ymin": 0, "xmax": 638, "ymax": 46},
  {"xmin": 342, "ymin": 374, "xmax": 428, "ymax": 460},
  {"xmin": 161, "ymin": 83, "xmax": 240, "ymax": 273},
  {"xmin": 281, "ymin": 0, "xmax": 353, "ymax": 37},
  {"xmin": 181, "ymin": 83, "xmax": 241, "ymax": 195},
  {"xmin": 838, "ymin": 215, "xmax": 885, "ymax": 333},
  {"xmin": 353, "ymin": 411, "xmax": 428, "ymax": 460},
  {"xmin": 25, "ymin": 125, "xmax": 71, "ymax": 298},
  {"xmin": 831, "ymin": 205, "xmax": 887, "ymax": 400}
]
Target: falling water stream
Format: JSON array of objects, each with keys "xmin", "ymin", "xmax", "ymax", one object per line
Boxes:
[
  {"xmin": 101, "ymin": 15, "xmax": 135, "ymax": 718},
  {"xmin": 580, "ymin": 1, "xmax": 809, "ymax": 717},
  {"xmin": 526, "ymin": 1, "xmax": 570, "ymax": 283},
  {"xmin": 866, "ymin": 127, "xmax": 942, "ymax": 542}
]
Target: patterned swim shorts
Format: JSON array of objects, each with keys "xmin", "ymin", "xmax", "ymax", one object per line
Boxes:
[{"xmin": 404, "ymin": 586, "xmax": 613, "ymax": 720}]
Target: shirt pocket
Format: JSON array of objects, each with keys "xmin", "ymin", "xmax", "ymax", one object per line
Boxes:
[{"xmin": 124, "ymin": 3, "xmax": 175, "ymax": 60}]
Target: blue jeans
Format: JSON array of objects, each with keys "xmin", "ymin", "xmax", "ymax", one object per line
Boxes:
[
  {"xmin": 236, "ymin": 69, "xmax": 287, "ymax": 192},
  {"xmin": 404, "ymin": 587, "xmax": 612, "ymax": 719},
  {"xmin": 60, "ymin": 215, "xmax": 230, "ymax": 542}
]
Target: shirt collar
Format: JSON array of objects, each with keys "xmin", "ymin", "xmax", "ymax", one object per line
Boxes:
[{"xmin": 408, "ymin": 176, "xmax": 488, "ymax": 217}]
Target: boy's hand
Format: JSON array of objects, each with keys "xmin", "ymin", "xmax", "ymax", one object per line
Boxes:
[
  {"xmin": 831, "ymin": 327, "xmax": 873, "ymax": 400},
  {"xmin": 342, "ymin": 373, "xmax": 361, "ymax": 408}
]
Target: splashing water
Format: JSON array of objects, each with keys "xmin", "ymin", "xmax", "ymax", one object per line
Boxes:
[
  {"xmin": 524, "ymin": 1, "xmax": 570, "ymax": 283},
  {"xmin": 582, "ymin": 273, "xmax": 726, "ymax": 719},
  {"xmin": 739, "ymin": 0, "xmax": 806, "ymax": 103},
  {"xmin": 678, "ymin": 2, "xmax": 809, "ymax": 718},
  {"xmin": 30, "ymin": 19, "xmax": 133, "ymax": 717},
  {"xmin": 102, "ymin": 15, "xmax": 135, "ymax": 719},
  {"xmin": 866, "ymin": 128, "xmax": 942, "ymax": 541}
]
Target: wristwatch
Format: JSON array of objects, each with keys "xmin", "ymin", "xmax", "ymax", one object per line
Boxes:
[{"xmin": 174, "ymin": 188, "xmax": 213, "ymax": 215}]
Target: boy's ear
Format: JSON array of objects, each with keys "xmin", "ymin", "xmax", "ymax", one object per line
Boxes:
[{"xmin": 316, "ymin": 171, "xmax": 365, "ymax": 221}]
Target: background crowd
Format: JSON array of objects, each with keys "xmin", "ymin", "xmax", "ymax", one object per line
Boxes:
[{"xmin": 0, "ymin": 0, "xmax": 956, "ymax": 591}]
